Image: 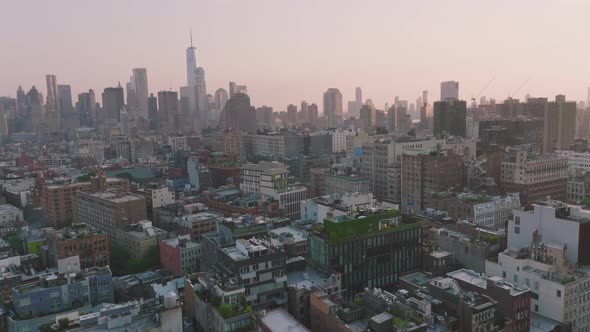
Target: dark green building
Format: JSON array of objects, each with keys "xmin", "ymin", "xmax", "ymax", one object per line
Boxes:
[
  {"xmin": 308, "ymin": 210, "xmax": 422, "ymax": 299},
  {"xmin": 433, "ymin": 99, "xmax": 467, "ymax": 138}
]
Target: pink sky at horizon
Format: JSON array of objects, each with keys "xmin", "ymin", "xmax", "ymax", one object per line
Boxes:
[{"xmin": 2, "ymin": 0, "xmax": 590, "ymax": 112}]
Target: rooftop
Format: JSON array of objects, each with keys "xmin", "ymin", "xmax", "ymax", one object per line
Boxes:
[{"xmin": 259, "ymin": 308, "xmax": 309, "ymax": 332}]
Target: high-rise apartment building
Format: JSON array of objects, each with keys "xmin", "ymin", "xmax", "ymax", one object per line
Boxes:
[
  {"xmin": 147, "ymin": 93, "xmax": 158, "ymax": 130},
  {"xmin": 158, "ymin": 90, "xmax": 179, "ymax": 132},
  {"xmin": 77, "ymin": 90, "xmax": 97, "ymax": 128},
  {"xmin": 440, "ymin": 80, "xmax": 459, "ymax": 101},
  {"xmin": 433, "ymin": 99, "xmax": 467, "ymax": 138},
  {"xmin": 57, "ymin": 84, "xmax": 73, "ymax": 114},
  {"xmin": 214, "ymin": 88, "xmax": 228, "ymax": 111},
  {"xmin": 401, "ymin": 149, "xmax": 465, "ymax": 214},
  {"xmin": 323, "ymin": 88, "xmax": 343, "ymax": 127},
  {"xmin": 101, "ymin": 85, "xmax": 124, "ymax": 124}
]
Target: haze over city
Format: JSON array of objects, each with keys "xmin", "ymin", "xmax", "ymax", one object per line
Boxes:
[
  {"xmin": 4, "ymin": 1, "xmax": 590, "ymax": 331},
  {"xmin": 3, "ymin": 0, "xmax": 590, "ymax": 110}
]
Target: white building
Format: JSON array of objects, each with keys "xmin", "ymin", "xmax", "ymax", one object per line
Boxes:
[
  {"xmin": 167, "ymin": 135, "xmax": 188, "ymax": 152},
  {"xmin": 509, "ymin": 200, "xmax": 589, "ymax": 265},
  {"xmin": 486, "ymin": 245, "xmax": 590, "ymax": 331},
  {"xmin": 0, "ymin": 204, "xmax": 23, "ymax": 225},
  {"xmin": 556, "ymin": 150, "xmax": 590, "ymax": 175},
  {"xmin": 471, "ymin": 193, "xmax": 521, "ymax": 229},
  {"xmin": 300, "ymin": 192, "xmax": 397, "ymax": 224},
  {"xmin": 240, "ymin": 161, "xmax": 307, "ymax": 220}
]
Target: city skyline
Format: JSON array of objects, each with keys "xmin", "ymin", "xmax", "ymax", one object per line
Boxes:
[{"xmin": 2, "ymin": 0, "xmax": 590, "ymax": 111}]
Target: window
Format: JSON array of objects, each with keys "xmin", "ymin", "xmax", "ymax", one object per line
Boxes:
[
  {"xmin": 534, "ymin": 304, "xmax": 538, "ymax": 312},
  {"xmin": 557, "ymin": 290, "xmax": 561, "ymax": 298},
  {"xmin": 514, "ymin": 216, "xmax": 520, "ymax": 225},
  {"xmin": 502, "ymin": 271, "xmax": 506, "ymax": 278},
  {"xmin": 515, "ymin": 226, "xmax": 520, "ymax": 234}
]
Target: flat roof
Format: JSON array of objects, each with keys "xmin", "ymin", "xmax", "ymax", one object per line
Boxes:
[{"xmin": 259, "ymin": 308, "xmax": 309, "ymax": 332}]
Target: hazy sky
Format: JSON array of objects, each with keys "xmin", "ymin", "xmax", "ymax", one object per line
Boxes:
[{"xmin": 2, "ymin": 0, "xmax": 590, "ymax": 112}]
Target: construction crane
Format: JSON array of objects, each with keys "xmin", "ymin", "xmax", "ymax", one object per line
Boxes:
[
  {"xmin": 471, "ymin": 77, "xmax": 495, "ymax": 105},
  {"xmin": 510, "ymin": 76, "xmax": 532, "ymax": 98}
]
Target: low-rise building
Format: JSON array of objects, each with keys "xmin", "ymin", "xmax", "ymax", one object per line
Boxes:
[
  {"xmin": 0, "ymin": 204, "xmax": 23, "ymax": 225},
  {"xmin": 159, "ymin": 235, "xmax": 202, "ymax": 276},
  {"xmin": 46, "ymin": 223, "xmax": 109, "ymax": 269},
  {"xmin": 114, "ymin": 220, "xmax": 168, "ymax": 260}
]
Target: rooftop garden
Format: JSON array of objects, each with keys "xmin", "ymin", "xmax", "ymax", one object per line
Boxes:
[
  {"xmin": 202, "ymin": 293, "xmax": 252, "ymax": 319},
  {"xmin": 322, "ymin": 210, "xmax": 420, "ymax": 244},
  {"xmin": 463, "ymin": 195, "xmax": 489, "ymax": 204}
]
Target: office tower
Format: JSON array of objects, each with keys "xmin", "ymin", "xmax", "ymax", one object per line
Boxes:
[
  {"xmin": 323, "ymin": 88, "xmax": 343, "ymax": 127},
  {"xmin": 347, "ymin": 101, "xmax": 357, "ymax": 116},
  {"xmin": 440, "ymin": 81, "xmax": 459, "ymax": 101},
  {"xmin": 214, "ymin": 88, "xmax": 228, "ymax": 111},
  {"xmin": 194, "ymin": 67, "xmax": 207, "ymax": 119},
  {"xmin": 101, "ymin": 85, "xmax": 124, "ymax": 124},
  {"xmin": 77, "ymin": 90, "xmax": 97, "ymax": 128},
  {"xmin": 299, "ymin": 101, "xmax": 309, "ymax": 123},
  {"xmin": 422, "ymin": 90, "xmax": 428, "ymax": 105},
  {"xmin": 236, "ymin": 85, "xmax": 247, "ymax": 95},
  {"xmin": 229, "ymin": 81, "xmax": 237, "ymax": 98},
  {"xmin": 433, "ymin": 99, "xmax": 467, "ymax": 138},
  {"xmin": 16, "ymin": 86, "xmax": 26, "ymax": 115},
  {"xmin": 186, "ymin": 31, "xmax": 197, "ymax": 87},
  {"xmin": 57, "ymin": 84, "xmax": 73, "ymax": 114},
  {"xmin": 308, "ymin": 103, "xmax": 319, "ymax": 124},
  {"xmin": 26, "ymin": 86, "xmax": 44, "ymax": 132},
  {"xmin": 130, "ymin": 68, "xmax": 149, "ymax": 120},
  {"xmin": 45, "ymin": 75, "xmax": 59, "ymax": 112},
  {"xmin": 158, "ymin": 91, "xmax": 179, "ymax": 132},
  {"xmin": 125, "ymin": 80, "xmax": 136, "ymax": 110},
  {"xmin": 218, "ymin": 93, "xmax": 256, "ymax": 132},
  {"xmin": 120, "ymin": 109, "xmax": 130, "ymax": 136},
  {"xmin": 308, "ymin": 210, "xmax": 422, "ymax": 300},
  {"xmin": 355, "ymin": 87, "xmax": 362, "ymax": 110},
  {"xmin": 148, "ymin": 93, "xmax": 157, "ymax": 130},
  {"xmin": 287, "ymin": 104, "xmax": 297, "ymax": 124},
  {"xmin": 387, "ymin": 106, "xmax": 396, "ymax": 130},
  {"xmin": 359, "ymin": 103, "xmax": 376, "ymax": 129}
]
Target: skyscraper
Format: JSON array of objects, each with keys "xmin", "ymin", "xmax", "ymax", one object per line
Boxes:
[
  {"xmin": 16, "ymin": 86, "xmax": 26, "ymax": 116},
  {"xmin": 158, "ymin": 90, "xmax": 179, "ymax": 132},
  {"xmin": 131, "ymin": 68, "xmax": 149, "ymax": 120},
  {"xmin": 355, "ymin": 87, "xmax": 362, "ymax": 109},
  {"xmin": 57, "ymin": 84, "xmax": 73, "ymax": 114},
  {"xmin": 148, "ymin": 93, "xmax": 158, "ymax": 130},
  {"xmin": 229, "ymin": 81, "xmax": 237, "ymax": 98},
  {"xmin": 186, "ymin": 30, "xmax": 197, "ymax": 88},
  {"xmin": 77, "ymin": 90, "xmax": 97, "ymax": 128},
  {"xmin": 218, "ymin": 93, "xmax": 256, "ymax": 132},
  {"xmin": 45, "ymin": 75, "xmax": 59, "ymax": 112},
  {"xmin": 214, "ymin": 88, "xmax": 228, "ymax": 111},
  {"xmin": 308, "ymin": 103, "xmax": 319, "ymax": 124},
  {"xmin": 440, "ymin": 81, "xmax": 459, "ymax": 101},
  {"xmin": 433, "ymin": 99, "xmax": 467, "ymax": 138},
  {"xmin": 101, "ymin": 85, "xmax": 124, "ymax": 124},
  {"xmin": 323, "ymin": 88, "xmax": 343, "ymax": 127},
  {"xmin": 26, "ymin": 86, "xmax": 44, "ymax": 132}
]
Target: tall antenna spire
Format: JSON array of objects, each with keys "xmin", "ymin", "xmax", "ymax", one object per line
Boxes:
[{"xmin": 190, "ymin": 25, "xmax": 193, "ymax": 48}]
